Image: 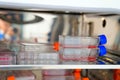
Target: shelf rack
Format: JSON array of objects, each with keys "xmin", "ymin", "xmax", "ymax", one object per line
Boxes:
[
  {"xmin": 0, "ymin": 65, "xmax": 120, "ymax": 70},
  {"xmin": 0, "ymin": 0, "xmax": 120, "ymax": 14}
]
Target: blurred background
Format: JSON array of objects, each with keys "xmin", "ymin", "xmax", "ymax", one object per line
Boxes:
[{"xmin": 0, "ymin": 69, "xmax": 119, "ymax": 80}]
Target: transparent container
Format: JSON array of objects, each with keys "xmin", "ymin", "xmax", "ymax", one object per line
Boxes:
[
  {"xmin": 0, "ymin": 52, "xmax": 16, "ymax": 65},
  {"xmin": 42, "ymin": 69, "xmax": 73, "ymax": 76},
  {"xmin": 43, "ymin": 76, "xmax": 75, "ymax": 80},
  {"xmin": 59, "ymin": 35, "xmax": 107, "ymax": 48},
  {"xmin": 7, "ymin": 70, "xmax": 35, "ymax": 80},
  {"xmin": 9, "ymin": 43, "xmax": 21, "ymax": 52},
  {"xmin": 17, "ymin": 42, "xmax": 59, "ymax": 64},
  {"xmin": 61, "ymin": 61, "xmax": 96, "ymax": 64},
  {"xmin": 20, "ymin": 43, "xmax": 53, "ymax": 52},
  {"xmin": 17, "ymin": 51, "xmax": 59, "ymax": 64},
  {"xmin": 59, "ymin": 46, "xmax": 107, "ymax": 62},
  {"xmin": 0, "ymin": 41, "xmax": 10, "ymax": 51}
]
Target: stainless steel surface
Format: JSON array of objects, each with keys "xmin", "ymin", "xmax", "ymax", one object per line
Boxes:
[{"xmin": 0, "ymin": 10, "xmax": 119, "ymax": 50}]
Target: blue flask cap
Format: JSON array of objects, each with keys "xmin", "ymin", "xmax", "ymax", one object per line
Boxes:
[
  {"xmin": 98, "ymin": 34, "xmax": 107, "ymax": 45},
  {"xmin": 98, "ymin": 46, "xmax": 107, "ymax": 56},
  {"xmin": 0, "ymin": 33, "xmax": 4, "ymax": 40}
]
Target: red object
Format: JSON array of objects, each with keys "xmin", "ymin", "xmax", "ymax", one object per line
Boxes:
[
  {"xmin": 114, "ymin": 69, "xmax": 120, "ymax": 80},
  {"xmin": 53, "ymin": 42, "xmax": 59, "ymax": 51},
  {"xmin": 7, "ymin": 76, "xmax": 15, "ymax": 80},
  {"xmin": 82, "ymin": 77, "xmax": 89, "ymax": 80},
  {"xmin": 75, "ymin": 69, "xmax": 81, "ymax": 72},
  {"xmin": 74, "ymin": 69, "xmax": 81, "ymax": 80}
]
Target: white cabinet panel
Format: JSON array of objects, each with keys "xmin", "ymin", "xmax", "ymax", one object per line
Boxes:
[{"xmin": 0, "ymin": 0, "xmax": 120, "ymax": 13}]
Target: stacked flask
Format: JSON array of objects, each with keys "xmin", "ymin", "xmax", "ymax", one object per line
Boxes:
[{"xmin": 59, "ymin": 34, "xmax": 107, "ymax": 64}]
